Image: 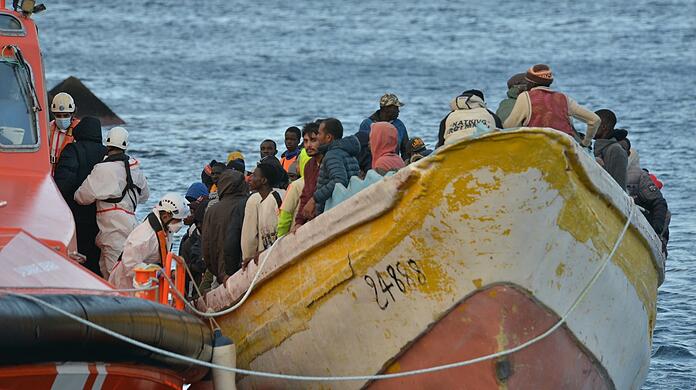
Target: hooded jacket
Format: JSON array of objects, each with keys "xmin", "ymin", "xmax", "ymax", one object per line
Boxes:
[
  {"xmin": 54, "ymin": 117, "xmax": 106, "ymax": 275},
  {"xmin": 370, "ymin": 122, "xmax": 405, "ymax": 174},
  {"xmin": 625, "ymin": 150, "xmax": 669, "ymax": 242},
  {"xmin": 202, "ymin": 170, "xmax": 249, "ymax": 281},
  {"xmin": 314, "ymin": 136, "xmax": 361, "ymax": 214},
  {"xmin": 594, "ymin": 137, "xmax": 628, "ymax": 190},
  {"xmin": 359, "ymin": 110, "xmax": 411, "ymax": 161},
  {"xmin": 496, "ymin": 85, "xmax": 524, "ymax": 123},
  {"xmin": 55, "ymin": 117, "xmax": 106, "ymax": 212},
  {"xmin": 437, "ymin": 94, "xmax": 501, "ymax": 147}
]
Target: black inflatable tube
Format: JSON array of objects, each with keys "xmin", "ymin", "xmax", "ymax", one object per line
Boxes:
[{"xmin": 0, "ymin": 294, "xmax": 213, "ymax": 381}]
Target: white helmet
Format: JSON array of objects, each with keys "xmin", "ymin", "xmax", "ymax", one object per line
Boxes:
[
  {"xmin": 155, "ymin": 193, "xmax": 190, "ymax": 220},
  {"xmin": 106, "ymin": 127, "xmax": 129, "ymax": 150},
  {"xmin": 51, "ymin": 92, "xmax": 76, "ymax": 113}
]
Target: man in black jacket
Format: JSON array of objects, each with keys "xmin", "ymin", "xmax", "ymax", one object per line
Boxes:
[
  {"xmin": 202, "ymin": 170, "xmax": 249, "ymax": 284},
  {"xmin": 624, "ymin": 144, "xmax": 670, "ymax": 255},
  {"xmin": 54, "ymin": 117, "xmax": 106, "ymax": 276},
  {"xmin": 593, "ymin": 109, "xmax": 628, "ymax": 190}
]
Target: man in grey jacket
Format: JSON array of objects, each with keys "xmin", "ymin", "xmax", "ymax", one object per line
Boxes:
[
  {"xmin": 593, "ymin": 109, "xmax": 628, "ymax": 190},
  {"xmin": 303, "ymin": 118, "xmax": 360, "ymax": 217}
]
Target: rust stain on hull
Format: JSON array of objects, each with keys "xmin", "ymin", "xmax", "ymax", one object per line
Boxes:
[{"xmin": 368, "ymin": 285, "xmax": 613, "ymax": 390}]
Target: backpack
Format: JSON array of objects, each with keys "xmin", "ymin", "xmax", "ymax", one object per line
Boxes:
[
  {"xmin": 271, "ymin": 191, "xmax": 283, "ymax": 208},
  {"xmin": 100, "ymin": 153, "xmax": 142, "ymax": 210}
]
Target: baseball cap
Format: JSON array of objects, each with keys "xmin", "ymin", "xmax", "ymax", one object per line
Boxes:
[{"xmin": 379, "ymin": 93, "xmax": 404, "ymax": 107}]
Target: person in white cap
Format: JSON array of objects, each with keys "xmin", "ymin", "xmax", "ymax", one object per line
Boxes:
[
  {"xmin": 74, "ymin": 126, "xmax": 150, "ymax": 279},
  {"xmin": 108, "ymin": 193, "xmax": 189, "ymax": 289},
  {"xmin": 49, "ymin": 92, "xmax": 81, "ymax": 172}
]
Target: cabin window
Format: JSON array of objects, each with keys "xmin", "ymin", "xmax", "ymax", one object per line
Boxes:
[
  {"xmin": 0, "ymin": 14, "xmax": 24, "ymax": 35},
  {"xmin": 0, "ymin": 61, "xmax": 38, "ymax": 147}
]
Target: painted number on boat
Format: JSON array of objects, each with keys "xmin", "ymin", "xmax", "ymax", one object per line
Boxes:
[{"xmin": 364, "ymin": 259, "xmax": 426, "ymax": 310}]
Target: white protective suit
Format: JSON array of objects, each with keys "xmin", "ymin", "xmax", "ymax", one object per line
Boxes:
[
  {"xmin": 108, "ymin": 212, "xmax": 171, "ymax": 289},
  {"xmin": 74, "ymin": 154, "xmax": 149, "ymax": 278}
]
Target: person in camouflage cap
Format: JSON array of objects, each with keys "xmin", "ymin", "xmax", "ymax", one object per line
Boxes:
[{"xmin": 358, "ymin": 93, "xmax": 411, "ymax": 162}]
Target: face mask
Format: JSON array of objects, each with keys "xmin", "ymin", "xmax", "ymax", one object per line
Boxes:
[
  {"xmin": 167, "ymin": 220, "xmax": 184, "ymax": 234},
  {"xmin": 56, "ymin": 117, "xmax": 71, "ymax": 130}
]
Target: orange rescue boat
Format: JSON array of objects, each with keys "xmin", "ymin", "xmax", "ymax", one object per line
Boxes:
[{"xmin": 0, "ymin": 2, "xmax": 214, "ymax": 388}]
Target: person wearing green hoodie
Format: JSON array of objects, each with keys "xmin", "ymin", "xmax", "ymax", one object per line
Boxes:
[{"xmin": 496, "ymin": 73, "xmax": 527, "ymax": 123}]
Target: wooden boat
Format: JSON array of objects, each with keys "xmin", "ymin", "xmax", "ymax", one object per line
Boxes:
[
  {"xmin": 0, "ymin": 3, "xmax": 213, "ymax": 388},
  {"xmin": 200, "ymin": 128, "xmax": 665, "ymax": 389}
]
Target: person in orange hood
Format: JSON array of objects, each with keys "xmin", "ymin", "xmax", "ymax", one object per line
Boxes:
[{"xmin": 370, "ymin": 122, "xmax": 405, "ymax": 175}]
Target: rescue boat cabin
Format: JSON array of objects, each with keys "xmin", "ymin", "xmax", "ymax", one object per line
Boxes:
[{"xmin": 0, "ymin": 2, "xmax": 77, "ymax": 257}]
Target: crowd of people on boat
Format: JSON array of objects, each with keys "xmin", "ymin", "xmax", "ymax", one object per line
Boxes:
[{"xmin": 48, "ymin": 63, "xmax": 670, "ymax": 295}]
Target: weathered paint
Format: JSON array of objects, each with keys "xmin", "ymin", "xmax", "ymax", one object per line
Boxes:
[
  {"xmin": 204, "ymin": 129, "xmax": 662, "ymax": 390},
  {"xmin": 368, "ymin": 284, "xmax": 611, "ymax": 390}
]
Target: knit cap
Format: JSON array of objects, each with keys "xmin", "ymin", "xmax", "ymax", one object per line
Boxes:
[{"xmin": 525, "ymin": 64, "xmax": 554, "ymax": 86}]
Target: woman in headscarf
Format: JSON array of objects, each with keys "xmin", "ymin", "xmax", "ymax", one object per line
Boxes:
[{"xmin": 370, "ymin": 122, "xmax": 405, "ymax": 175}]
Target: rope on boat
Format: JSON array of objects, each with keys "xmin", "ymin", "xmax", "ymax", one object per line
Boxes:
[
  {"xmin": 4, "ymin": 202, "xmax": 636, "ymax": 382},
  {"xmin": 175, "ymin": 250, "xmax": 222, "ymax": 330},
  {"xmin": 163, "ymin": 236, "xmax": 283, "ymax": 318}
]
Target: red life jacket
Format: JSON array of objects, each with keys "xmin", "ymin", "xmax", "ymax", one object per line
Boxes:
[
  {"xmin": 527, "ymin": 89, "xmax": 573, "ymax": 136},
  {"xmin": 649, "ymin": 173, "xmax": 664, "ymax": 189}
]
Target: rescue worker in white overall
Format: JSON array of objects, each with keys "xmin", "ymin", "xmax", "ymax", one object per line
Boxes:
[
  {"xmin": 49, "ymin": 92, "xmax": 81, "ymax": 173},
  {"xmin": 108, "ymin": 193, "xmax": 189, "ymax": 289},
  {"xmin": 74, "ymin": 127, "xmax": 150, "ymax": 279}
]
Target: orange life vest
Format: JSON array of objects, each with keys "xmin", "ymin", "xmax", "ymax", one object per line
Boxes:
[
  {"xmin": 49, "ymin": 117, "xmax": 81, "ymax": 169},
  {"xmin": 146, "ymin": 212, "xmax": 169, "ymax": 265},
  {"xmin": 280, "ymin": 153, "xmax": 298, "ymax": 172}
]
